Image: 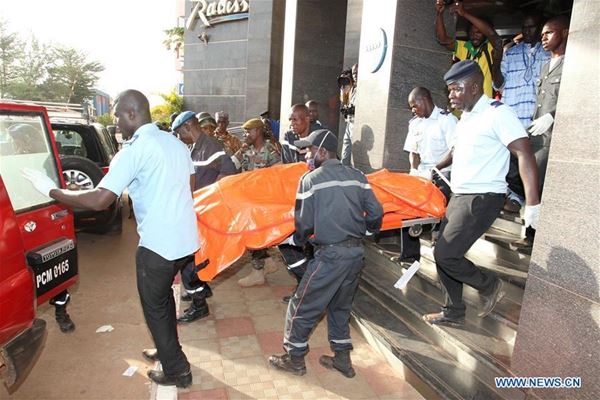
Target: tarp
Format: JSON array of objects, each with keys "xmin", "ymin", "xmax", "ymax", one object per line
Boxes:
[{"xmin": 193, "ymin": 162, "xmax": 446, "ymax": 281}]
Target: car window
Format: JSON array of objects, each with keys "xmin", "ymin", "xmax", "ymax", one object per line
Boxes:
[
  {"xmin": 53, "ymin": 129, "xmax": 88, "ymax": 158},
  {"xmin": 97, "ymin": 126, "xmax": 116, "ymax": 160},
  {"xmin": 0, "ymin": 113, "xmax": 61, "ymax": 213}
]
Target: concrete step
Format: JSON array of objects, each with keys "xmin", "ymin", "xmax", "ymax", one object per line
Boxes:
[
  {"xmin": 353, "ymin": 260, "xmax": 527, "ymax": 400},
  {"xmin": 365, "ymin": 244, "xmax": 523, "ymax": 330},
  {"xmin": 492, "ymin": 211, "xmax": 525, "ymax": 237}
]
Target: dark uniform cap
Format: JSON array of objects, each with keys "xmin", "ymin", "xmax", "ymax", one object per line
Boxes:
[
  {"xmin": 443, "ymin": 60, "xmax": 482, "ymax": 84},
  {"xmin": 171, "ymin": 111, "xmax": 197, "ymax": 131},
  {"xmin": 198, "ymin": 116, "xmax": 217, "ymax": 128},
  {"xmin": 242, "ymin": 118, "xmax": 264, "ymax": 129},
  {"xmin": 294, "ymin": 129, "xmax": 338, "ymax": 152}
]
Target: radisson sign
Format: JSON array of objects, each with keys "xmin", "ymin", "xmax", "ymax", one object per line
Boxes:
[{"xmin": 186, "ymin": 0, "xmax": 249, "ymax": 29}]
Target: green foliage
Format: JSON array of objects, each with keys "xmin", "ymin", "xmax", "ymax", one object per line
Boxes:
[
  {"xmin": 151, "ymin": 89, "xmax": 183, "ymax": 124},
  {"xmin": 0, "ymin": 21, "xmax": 104, "ymax": 104},
  {"xmin": 163, "ymin": 27, "xmax": 184, "ymax": 52},
  {"xmin": 0, "ymin": 20, "xmax": 22, "ymax": 98},
  {"xmin": 44, "ymin": 46, "xmax": 104, "ymax": 103},
  {"xmin": 96, "ymin": 113, "xmax": 114, "ymax": 127}
]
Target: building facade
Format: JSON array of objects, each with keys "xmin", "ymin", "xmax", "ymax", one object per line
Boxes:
[{"xmin": 181, "ymin": 1, "xmax": 600, "ymax": 397}]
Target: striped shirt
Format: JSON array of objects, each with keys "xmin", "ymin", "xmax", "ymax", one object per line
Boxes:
[{"xmin": 497, "ymin": 42, "xmax": 550, "ymax": 127}]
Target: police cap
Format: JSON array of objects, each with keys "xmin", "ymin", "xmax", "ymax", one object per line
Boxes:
[
  {"xmin": 443, "ymin": 60, "xmax": 482, "ymax": 84},
  {"xmin": 171, "ymin": 111, "xmax": 196, "ymax": 131}
]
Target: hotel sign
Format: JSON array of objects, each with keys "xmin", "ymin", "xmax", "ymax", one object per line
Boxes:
[
  {"xmin": 186, "ymin": 0, "xmax": 249, "ymax": 29},
  {"xmin": 364, "ymin": 27, "xmax": 388, "ymax": 73}
]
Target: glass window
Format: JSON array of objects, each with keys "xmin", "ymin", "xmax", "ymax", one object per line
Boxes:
[
  {"xmin": 0, "ymin": 113, "xmax": 61, "ymax": 213},
  {"xmin": 53, "ymin": 129, "xmax": 88, "ymax": 157},
  {"xmin": 97, "ymin": 126, "xmax": 116, "ymax": 161}
]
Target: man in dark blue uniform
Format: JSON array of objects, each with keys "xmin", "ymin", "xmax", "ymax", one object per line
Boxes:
[
  {"xmin": 171, "ymin": 111, "xmax": 238, "ymax": 323},
  {"xmin": 269, "ymin": 129, "xmax": 383, "ymax": 378}
]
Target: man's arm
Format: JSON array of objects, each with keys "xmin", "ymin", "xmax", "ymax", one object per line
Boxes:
[
  {"xmin": 435, "ymin": 148, "xmax": 454, "ymax": 170},
  {"xmin": 507, "ymin": 138, "xmax": 540, "ymax": 205},
  {"xmin": 435, "ymin": 0, "xmax": 455, "ymax": 50},
  {"xmin": 409, "ymin": 152, "xmax": 421, "ymax": 170},
  {"xmin": 49, "ymin": 187, "xmax": 117, "ymax": 211},
  {"xmin": 190, "ymin": 174, "xmax": 196, "ymax": 193},
  {"xmin": 292, "ymin": 177, "xmax": 314, "ymax": 246},
  {"xmin": 363, "ymin": 182, "xmax": 384, "ymax": 235},
  {"xmin": 453, "ymin": 2, "xmax": 504, "ymax": 88}
]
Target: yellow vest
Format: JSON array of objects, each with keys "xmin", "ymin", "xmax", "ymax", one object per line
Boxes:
[{"xmin": 454, "ymin": 40, "xmax": 494, "ymax": 97}]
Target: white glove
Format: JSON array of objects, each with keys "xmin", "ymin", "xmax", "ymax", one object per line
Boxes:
[
  {"xmin": 22, "ymin": 167, "xmax": 57, "ymax": 198},
  {"xmin": 409, "ymin": 168, "xmax": 419, "ymax": 176},
  {"xmin": 524, "ymin": 204, "xmax": 541, "ymax": 230},
  {"xmin": 280, "ymin": 235, "xmax": 296, "ymax": 246},
  {"xmin": 528, "ymin": 113, "xmax": 554, "ymax": 136}
]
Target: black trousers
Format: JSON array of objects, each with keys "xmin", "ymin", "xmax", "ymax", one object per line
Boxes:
[
  {"xmin": 433, "ymin": 194, "xmax": 503, "ymax": 318},
  {"xmin": 278, "ymin": 244, "xmax": 309, "ymax": 282},
  {"xmin": 136, "ymin": 247, "xmax": 190, "ymax": 375},
  {"xmin": 180, "ymin": 259, "xmax": 210, "ymax": 298},
  {"xmin": 283, "ymin": 245, "xmax": 363, "ymax": 356}
]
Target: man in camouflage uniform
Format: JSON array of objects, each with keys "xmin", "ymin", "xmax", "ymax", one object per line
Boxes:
[
  {"xmin": 214, "ymin": 111, "xmax": 242, "ymax": 156},
  {"xmin": 233, "ymin": 118, "xmax": 282, "ymax": 286}
]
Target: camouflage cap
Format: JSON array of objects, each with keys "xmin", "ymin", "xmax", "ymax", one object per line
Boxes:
[
  {"xmin": 242, "ymin": 118, "xmax": 264, "ymax": 130},
  {"xmin": 196, "ymin": 111, "xmax": 212, "ymax": 120},
  {"xmin": 198, "ymin": 116, "xmax": 217, "ymax": 128}
]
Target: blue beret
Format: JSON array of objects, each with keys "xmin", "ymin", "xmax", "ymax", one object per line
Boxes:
[
  {"xmin": 171, "ymin": 111, "xmax": 197, "ymax": 131},
  {"xmin": 443, "ymin": 60, "xmax": 482, "ymax": 84}
]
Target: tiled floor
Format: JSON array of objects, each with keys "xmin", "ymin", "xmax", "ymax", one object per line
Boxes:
[{"xmin": 175, "ymin": 252, "xmax": 424, "ymax": 400}]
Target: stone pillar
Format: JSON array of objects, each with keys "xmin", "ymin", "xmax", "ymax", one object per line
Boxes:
[
  {"xmin": 278, "ymin": 0, "xmax": 348, "ymax": 133},
  {"xmin": 352, "ymin": 0, "xmax": 452, "ymax": 172},
  {"xmin": 511, "ymin": 2, "xmax": 600, "ymax": 398}
]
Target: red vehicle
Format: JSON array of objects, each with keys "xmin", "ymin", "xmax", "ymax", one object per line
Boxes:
[{"xmin": 0, "ymin": 102, "xmax": 78, "ymax": 390}]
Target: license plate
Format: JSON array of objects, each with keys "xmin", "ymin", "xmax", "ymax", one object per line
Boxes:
[{"xmin": 27, "ymin": 239, "xmax": 78, "ymax": 297}]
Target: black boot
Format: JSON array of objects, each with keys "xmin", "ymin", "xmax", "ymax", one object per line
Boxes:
[
  {"xmin": 177, "ymin": 297, "xmax": 209, "ymax": 323},
  {"xmin": 54, "ymin": 304, "xmax": 75, "ymax": 333},
  {"xmin": 319, "ymin": 350, "xmax": 356, "ymax": 378},
  {"xmin": 268, "ymin": 353, "xmax": 306, "ymax": 376}
]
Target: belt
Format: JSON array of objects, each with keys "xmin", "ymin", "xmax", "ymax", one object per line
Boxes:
[
  {"xmin": 453, "ymin": 192, "xmax": 504, "ymax": 197},
  {"xmin": 315, "ymin": 237, "xmax": 362, "ymax": 250}
]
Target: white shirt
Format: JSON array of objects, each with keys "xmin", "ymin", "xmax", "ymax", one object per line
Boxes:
[
  {"xmin": 451, "ymin": 95, "xmax": 527, "ymax": 194},
  {"xmin": 403, "ymin": 106, "xmax": 457, "ymax": 172},
  {"xmin": 99, "ymin": 123, "xmax": 199, "ymax": 260}
]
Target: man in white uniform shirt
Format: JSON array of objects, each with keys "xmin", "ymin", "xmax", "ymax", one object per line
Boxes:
[
  {"xmin": 404, "ymin": 86, "xmax": 456, "ymax": 198},
  {"xmin": 22, "ymin": 90, "xmax": 197, "ymax": 388},
  {"xmin": 423, "ymin": 61, "xmax": 541, "ymax": 326}
]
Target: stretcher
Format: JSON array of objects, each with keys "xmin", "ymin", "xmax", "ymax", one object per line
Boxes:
[{"xmin": 193, "ymin": 162, "xmax": 447, "ymax": 281}]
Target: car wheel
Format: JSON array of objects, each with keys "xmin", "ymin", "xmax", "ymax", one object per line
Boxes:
[{"xmin": 60, "ymin": 155, "xmax": 104, "ymax": 190}]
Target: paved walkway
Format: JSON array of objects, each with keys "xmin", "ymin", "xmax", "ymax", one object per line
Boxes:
[{"xmin": 169, "ymin": 252, "xmax": 424, "ymax": 400}]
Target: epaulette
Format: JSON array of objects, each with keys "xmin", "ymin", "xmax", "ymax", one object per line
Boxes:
[
  {"xmin": 122, "ymin": 136, "xmax": 138, "ymax": 148},
  {"xmin": 490, "ymin": 100, "xmax": 503, "ymax": 108}
]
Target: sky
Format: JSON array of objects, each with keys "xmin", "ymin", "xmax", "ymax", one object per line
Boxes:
[{"xmin": 1, "ymin": 0, "xmax": 181, "ymax": 106}]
